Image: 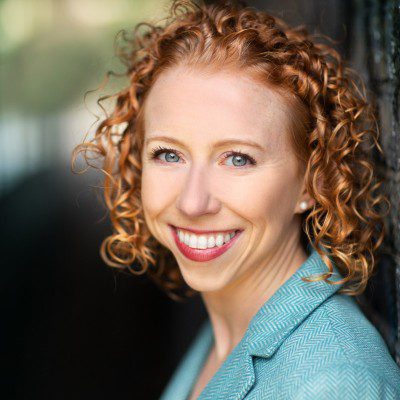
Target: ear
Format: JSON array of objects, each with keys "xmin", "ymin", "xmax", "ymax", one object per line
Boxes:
[{"xmin": 295, "ymin": 175, "xmax": 315, "ymax": 214}]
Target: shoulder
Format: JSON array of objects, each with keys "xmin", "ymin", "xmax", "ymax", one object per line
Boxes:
[
  {"xmin": 249, "ymin": 294, "xmax": 400, "ymax": 399},
  {"xmin": 290, "ymin": 361, "xmax": 400, "ymax": 400},
  {"xmin": 286, "ymin": 293, "xmax": 400, "ymax": 374},
  {"xmin": 310, "ymin": 294, "xmax": 399, "ymax": 375}
]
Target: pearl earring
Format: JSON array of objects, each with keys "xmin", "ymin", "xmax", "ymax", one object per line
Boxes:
[{"xmin": 299, "ymin": 201, "xmax": 308, "ymax": 211}]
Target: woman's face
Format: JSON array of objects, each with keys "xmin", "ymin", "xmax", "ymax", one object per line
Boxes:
[{"xmin": 141, "ymin": 65, "xmax": 310, "ymax": 292}]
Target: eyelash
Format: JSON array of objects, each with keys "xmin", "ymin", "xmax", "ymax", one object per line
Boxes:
[{"xmin": 148, "ymin": 145, "xmax": 257, "ymax": 167}]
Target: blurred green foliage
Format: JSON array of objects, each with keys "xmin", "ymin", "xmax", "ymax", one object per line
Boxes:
[{"xmin": 0, "ymin": 0, "xmax": 170, "ymax": 115}]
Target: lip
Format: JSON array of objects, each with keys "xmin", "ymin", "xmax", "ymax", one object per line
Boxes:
[{"xmin": 169, "ymin": 225, "xmax": 243, "ymax": 262}]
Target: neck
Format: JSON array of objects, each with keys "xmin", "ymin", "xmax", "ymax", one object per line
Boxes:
[{"xmin": 200, "ymin": 225, "xmax": 308, "ymax": 364}]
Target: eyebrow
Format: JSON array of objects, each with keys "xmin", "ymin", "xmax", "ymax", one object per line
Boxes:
[{"xmin": 144, "ymin": 135, "xmax": 266, "ymax": 152}]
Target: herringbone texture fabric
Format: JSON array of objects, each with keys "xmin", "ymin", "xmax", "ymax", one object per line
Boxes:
[{"xmin": 160, "ymin": 247, "xmax": 400, "ymax": 399}]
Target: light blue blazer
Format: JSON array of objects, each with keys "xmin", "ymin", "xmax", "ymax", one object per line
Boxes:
[{"xmin": 160, "ymin": 246, "xmax": 400, "ymax": 399}]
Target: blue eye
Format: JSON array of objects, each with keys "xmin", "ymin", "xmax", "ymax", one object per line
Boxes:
[
  {"xmin": 224, "ymin": 152, "xmax": 255, "ymax": 167},
  {"xmin": 148, "ymin": 146, "xmax": 257, "ymax": 167},
  {"xmin": 150, "ymin": 146, "xmax": 181, "ymax": 163}
]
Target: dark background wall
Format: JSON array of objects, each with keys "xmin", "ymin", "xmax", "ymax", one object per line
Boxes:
[
  {"xmin": 1, "ymin": 0, "xmax": 399, "ymax": 399},
  {"xmin": 356, "ymin": 0, "xmax": 400, "ymax": 365}
]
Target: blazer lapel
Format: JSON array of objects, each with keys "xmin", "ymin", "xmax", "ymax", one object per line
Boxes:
[
  {"xmin": 246, "ymin": 246, "xmax": 345, "ymax": 359},
  {"xmin": 199, "ymin": 245, "xmax": 345, "ymax": 399}
]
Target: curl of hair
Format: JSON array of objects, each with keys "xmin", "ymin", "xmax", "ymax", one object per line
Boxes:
[{"xmin": 71, "ymin": 0, "xmax": 390, "ymax": 300}]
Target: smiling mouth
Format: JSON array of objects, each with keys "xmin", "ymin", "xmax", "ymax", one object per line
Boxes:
[{"xmin": 169, "ymin": 225, "xmax": 243, "ymax": 262}]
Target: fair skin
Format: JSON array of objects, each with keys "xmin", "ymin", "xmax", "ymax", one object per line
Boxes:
[{"xmin": 140, "ymin": 65, "xmax": 314, "ymax": 399}]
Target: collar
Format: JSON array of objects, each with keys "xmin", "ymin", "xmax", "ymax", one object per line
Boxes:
[
  {"xmin": 245, "ymin": 243, "xmax": 344, "ymax": 358},
  {"xmin": 199, "ymin": 244, "xmax": 345, "ymax": 400}
]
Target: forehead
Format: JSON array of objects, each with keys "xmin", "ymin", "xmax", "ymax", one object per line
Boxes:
[{"xmin": 144, "ymin": 66, "xmax": 291, "ymax": 147}]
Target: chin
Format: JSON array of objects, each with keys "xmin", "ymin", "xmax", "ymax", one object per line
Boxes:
[{"xmin": 180, "ymin": 270, "xmax": 228, "ymax": 293}]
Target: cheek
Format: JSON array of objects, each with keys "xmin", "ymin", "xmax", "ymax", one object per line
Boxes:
[
  {"xmin": 140, "ymin": 167, "xmax": 179, "ymax": 217},
  {"xmin": 220, "ymin": 169, "xmax": 299, "ymax": 223}
]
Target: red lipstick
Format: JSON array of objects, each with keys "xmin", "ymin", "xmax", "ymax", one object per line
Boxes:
[{"xmin": 169, "ymin": 225, "xmax": 243, "ymax": 262}]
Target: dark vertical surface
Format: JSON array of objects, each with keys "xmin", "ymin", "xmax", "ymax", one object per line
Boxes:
[{"xmin": 346, "ymin": 0, "xmax": 400, "ymax": 365}]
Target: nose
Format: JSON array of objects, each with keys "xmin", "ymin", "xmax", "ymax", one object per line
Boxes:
[{"xmin": 175, "ymin": 164, "xmax": 221, "ymax": 218}]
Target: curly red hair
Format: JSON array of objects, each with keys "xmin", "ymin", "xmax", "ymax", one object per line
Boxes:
[{"xmin": 71, "ymin": 0, "xmax": 389, "ymax": 300}]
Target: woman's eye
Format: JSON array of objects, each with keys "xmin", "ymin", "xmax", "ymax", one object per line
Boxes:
[
  {"xmin": 158, "ymin": 151, "xmax": 180, "ymax": 163},
  {"xmin": 223, "ymin": 152, "xmax": 256, "ymax": 167},
  {"xmin": 149, "ymin": 146, "xmax": 181, "ymax": 163},
  {"xmin": 149, "ymin": 146, "xmax": 256, "ymax": 167}
]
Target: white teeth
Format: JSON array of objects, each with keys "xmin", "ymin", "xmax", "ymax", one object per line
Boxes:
[
  {"xmin": 176, "ymin": 228, "xmax": 238, "ymax": 250},
  {"xmin": 215, "ymin": 234, "xmax": 224, "ymax": 247},
  {"xmin": 197, "ymin": 235, "xmax": 208, "ymax": 249},
  {"xmin": 184, "ymin": 232, "xmax": 190, "ymax": 246},
  {"xmin": 189, "ymin": 234, "xmax": 197, "ymax": 248},
  {"xmin": 207, "ymin": 236, "xmax": 216, "ymax": 248}
]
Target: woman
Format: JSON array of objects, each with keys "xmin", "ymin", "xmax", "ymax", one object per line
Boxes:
[{"xmin": 72, "ymin": 0, "xmax": 400, "ymax": 398}]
